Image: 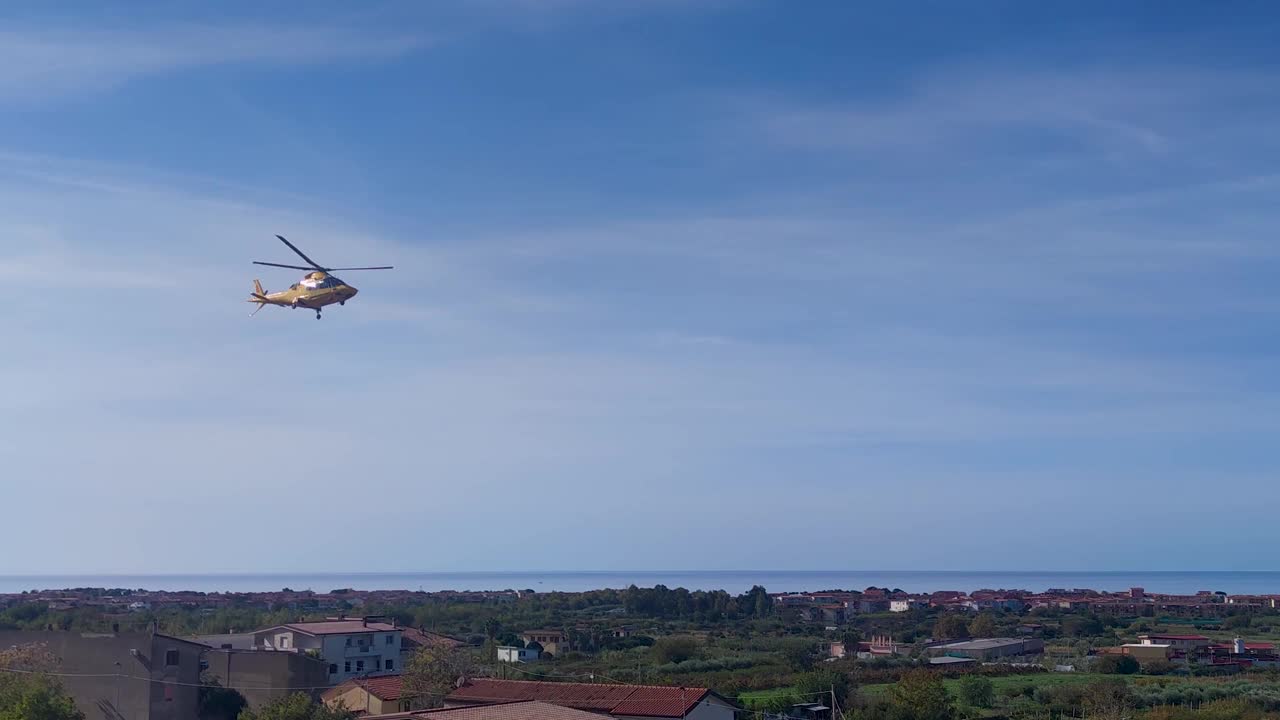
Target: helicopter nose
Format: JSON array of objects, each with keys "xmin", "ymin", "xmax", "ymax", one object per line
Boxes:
[{"xmin": 348, "ymin": 286, "xmax": 358, "ymax": 297}]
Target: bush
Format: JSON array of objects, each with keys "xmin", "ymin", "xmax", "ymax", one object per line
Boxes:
[
  {"xmin": 1093, "ymin": 653, "xmax": 1140, "ymax": 674},
  {"xmin": 1225, "ymin": 615, "xmax": 1253, "ymax": 630},
  {"xmin": 651, "ymin": 636, "xmax": 699, "ymax": 664},
  {"xmin": 956, "ymin": 675, "xmax": 993, "ymax": 708}
]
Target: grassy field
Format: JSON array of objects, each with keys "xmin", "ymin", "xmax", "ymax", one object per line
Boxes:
[{"xmin": 859, "ymin": 672, "xmax": 1117, "ymax": 698}]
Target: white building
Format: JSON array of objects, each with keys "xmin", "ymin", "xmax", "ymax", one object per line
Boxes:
[
  {"xmin": 252, "ymin": 617, "xmax": 402, "ymax": 684},
  {"xmin": 890, "ymin": 600, "xmax": 927, "ymax": 613},
  {"xmin": 497, "ymin": 646, "xmax": 540, "ymax": 663}
]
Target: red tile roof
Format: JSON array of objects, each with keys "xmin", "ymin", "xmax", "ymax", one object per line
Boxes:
[
  {"xmin": 612, "ymin": 687, "xmax": 710, "ymax": 718},
  {"xmin": 366, "ymin": 700, "xmax": 604, "ymax": 720},
  {"xmin": 322, "ymin": 675, "xmax": 405, "ymax": 702},
  {"xmin": 446, "ymin": 679, "xmax": 723, "ymax": 718}
]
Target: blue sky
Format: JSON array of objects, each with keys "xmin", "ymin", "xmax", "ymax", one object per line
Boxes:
[{"xmin": 3, "ymin": 1, "xmax": 1280, "ymax": 575}]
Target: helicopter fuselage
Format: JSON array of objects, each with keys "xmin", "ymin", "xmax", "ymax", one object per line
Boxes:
[{"xmin": 248, "ymin": 271, "xmax": 358, "ymax": 317}]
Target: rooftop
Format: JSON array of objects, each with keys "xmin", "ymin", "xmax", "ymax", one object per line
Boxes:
[
  {"xmin": 402, "ymin": 628, "xmax": 465, "ymax": 650},
  {"xmin": 365, "ymin": 700, "xmax": 605, "ymax": 720},
  {"xmin": 275, "ymin": 620, "xmax": 399, "ymax": 636},
  {"xmin": 324, "ymin": 675, "xmax": 405, "ymax": 702},
  {"xmin": 934, "ymin": 638, "xmax": 1034, "ymax": 651},
  {"xmin": 446, "ymin": 679, "xmax": 723, "ymax": 718}
]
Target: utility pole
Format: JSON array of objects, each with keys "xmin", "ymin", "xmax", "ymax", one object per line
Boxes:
[{"xmin": 113, "ymin": 661, "xmax": 122, "ymax": 719}]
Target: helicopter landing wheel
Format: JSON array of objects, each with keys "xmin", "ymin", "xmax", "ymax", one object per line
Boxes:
[
  {"xmin": 339, "ymin": 301, "xmax": 345, "ymax": 306},
  {"xmin": 315, "ymin": 311, "xmax": 322, "ymax": 320}
]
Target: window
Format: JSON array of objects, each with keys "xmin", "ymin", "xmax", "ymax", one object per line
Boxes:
[
  {"xmin": 329, "ymin": 664, "xmax": 338, "ymax": 675},
  {"xmin": 346, "ymin": 637, "xmax": 352, "ymax": 647},
  {"xmin": 165, "ymin": 650, "xmax": 179, "ymax": 666},
  {"xmin": 385, "ymin": 659, "xmax": 394, "ymax": 671},
  {"xmin": 356, "ymin": 660, "xmax": 365, "ymax": 672},
  {"xmin": 344, "ymin": 661, "xmax": 351, "ymax": 673},
  {"xmin": 386, "ymin": 635, "xmax": 394, "ymax": 645}
]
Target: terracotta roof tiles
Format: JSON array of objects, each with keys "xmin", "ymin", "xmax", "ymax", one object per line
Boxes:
[{"xmin": 445, "ymin": 679, "xmax": 726, "ymax": 718}]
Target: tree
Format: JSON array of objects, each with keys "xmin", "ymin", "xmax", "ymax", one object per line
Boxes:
[
  {"xmin": 0, "ymin": 643, "xmax": 85, "ymax": 720},
  {"xmin": 841, "ymin": 630, "xmax": 862, "ymax": 657},
  {"xmin": 956, "ymin": 675, "xmax": 993, "ymax": 709},
  {"xmin": 403, "ymin": 645, "xmax": 476, "ymax": 710},
  {"xmin": 651, "ymin": 636, "xmax": 699, "ymax": 664},
  {"xmin": 1082, "ymin": 678, "xmax": 1134, "ymax": 720},
  {"xmin": 780, "ymin": 638, "xmax": 817, "ymax": 672},
  {"xmin": 1224, "ymin": 615, "xmax": 1252, "ymax": 630},
  {"xmin": 794, "ymin": 669, "xmax": 854, "ymax": 710},
  {"xmin": 1093, "ymin": 654, "xmax": 1139, "ymax": 675},
  {"xmin": 482, "ymin": 618, "xmax": 502, "ymax": 661},
  {"xmin": 198, "ymin": 677, "xmax": 248, "ymax": 720},
  {"xmin": 888, "ymin": 669, "xmax": 953, "ymax": 720},
  {"xmin": 967, "ymin": 614, "xmax": 996, "ymax": 639},
  {"xmin": 239, "ymin": 693, "xmax": 353, "ymax": 720},
  {"xmin": 933, "ymin": 614, "xmax": 969, "ymax": 641}
]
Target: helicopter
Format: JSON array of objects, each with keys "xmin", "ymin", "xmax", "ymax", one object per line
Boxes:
[{"xmin": 248, "ymin": 235, "xmax": 393, "ymax": 319}]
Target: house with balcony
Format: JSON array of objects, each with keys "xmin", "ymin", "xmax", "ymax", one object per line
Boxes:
[
  {"xmin": 252, "ymin": 616, "xmax": 403, "ymax": 684},
  {"xmin": 520, "ymin": 629, "xmax": 568, "ymax": 656}
]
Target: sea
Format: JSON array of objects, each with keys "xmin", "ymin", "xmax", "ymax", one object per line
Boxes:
[{"xmin": 2, "ymin": 571, "xmax": 1280, "ymax": 596}]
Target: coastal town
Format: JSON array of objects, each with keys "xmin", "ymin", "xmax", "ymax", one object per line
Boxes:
[{"xmin": 5, "ymin": 582, "xmax": 1280, "ymax": 719}]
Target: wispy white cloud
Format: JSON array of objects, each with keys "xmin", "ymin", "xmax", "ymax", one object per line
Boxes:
[
  {"xmin": 752, "ymin": 65, "xmax": 1276, "ymax": 159},
  {"xmin": 0, "ymin": 25, "xmax": 428, "ymax": 103}
]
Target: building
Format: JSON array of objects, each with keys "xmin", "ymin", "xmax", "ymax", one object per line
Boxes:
[
  {"xmin": 323, "ymin": 674, "xmax": 413, "ymax": 715},
  {"xmin": 0, "ymin": 629, "xmax": 204, "ymax": 720},
  {"xmin": 1137, "ymin": 634, "xmax": 1211, "ymax": 652},
  {"xmin": 400, "ymin": 628, "xmax": 466, "ymax": 668},
  {"xmin": 929, "ymin": 656, "xmax": 978, "ymax": 667},
  {"xmin": 855, "ymin": 635, "xmax": 904, "ymax": 658},
  {"xmin": 788, "ymin": 702, "xmax": 832, "ymax": 720},
  {"xmin": 497, "ymin": 646, "xmax": 541, "ymax": 663},
  {"xmin": 928, "ymin": 638, "xmax": 1044, "ymax": 661},
  {"xmin": 445, "ymin": 679, "xmax": 738, "ymax": 720},
  {"xmin": 252, "ymin": 617, "xmax": 403, "ymax": 683},
  {"xmin": 364, "ymin": 700, "xmax": 609, "ymax": 720},
  {"xmin": 203, "ymin": 647, "xmax": 331, "ymax": 710},
  {"xmin": 1118, "ymin": 644, "xmax": 1172, "ymax": 663},
  {"xmin": 889, "ymin": 600, "xmax": 927, "ymax": 613},
  {"xmin": 519, "ymin": 630, "xmax": 568, "ymax": 657}
]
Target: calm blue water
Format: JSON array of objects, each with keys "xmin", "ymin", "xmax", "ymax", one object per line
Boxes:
[{"xmin": 2, "ymin": 571, "xmax": 1279, "ymax": 595}]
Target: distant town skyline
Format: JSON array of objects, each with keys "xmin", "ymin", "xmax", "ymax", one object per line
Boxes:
[{"xmin": 3, "ymin": 1, "xmax": 1280, "ymax": 574}]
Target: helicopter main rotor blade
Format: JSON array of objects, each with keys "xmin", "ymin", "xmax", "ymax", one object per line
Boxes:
[
  {"xmin": 274, "ymin": 234, "xmax": 325, "ymax": 270},
  {"xmin": 324, "ymin": 266, "xmax": 395, "ymax": 271},
  {"xmin": 252, "ymin": 261, "xmax": 315, "ymax": 270}
]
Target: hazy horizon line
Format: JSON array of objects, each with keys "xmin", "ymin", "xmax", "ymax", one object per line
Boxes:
[{"xmin": 4, "ymin": 569, "xmax": 1278, "ymax": 578}]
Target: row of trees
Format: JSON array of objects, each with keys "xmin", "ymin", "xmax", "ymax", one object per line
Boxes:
[{"xmin": 620, "ymin": 585, "xmax": 774, "ymax": 620}]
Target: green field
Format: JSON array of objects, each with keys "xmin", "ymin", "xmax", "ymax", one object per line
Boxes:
[{"xmin": 860, "ymin": 672, "xmax": 1118, "ymax": 698}]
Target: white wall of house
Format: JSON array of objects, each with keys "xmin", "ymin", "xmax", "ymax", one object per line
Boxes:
[
  {"xmin": 497, "ymin": 647, "xmax": 538, "ymax": 663},
  {"xmin": 322, "ymin": 631, "xmax": 402, "ymax": 683}
]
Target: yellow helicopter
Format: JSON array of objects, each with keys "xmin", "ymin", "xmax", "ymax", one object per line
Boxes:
[{"xmin": 248, "ymin": 235, "xmax": 393, "ymax": 319}]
